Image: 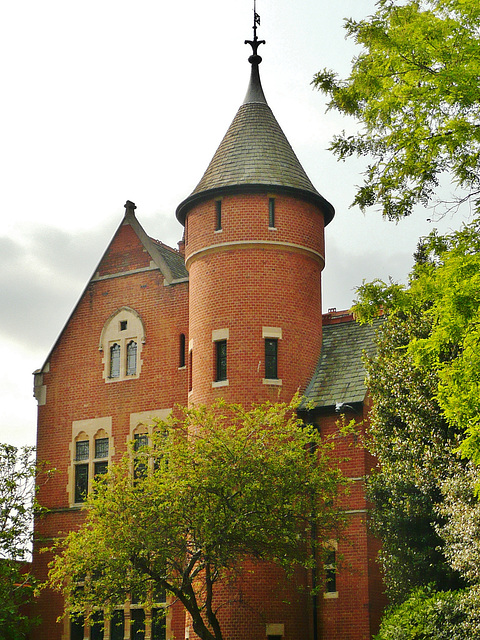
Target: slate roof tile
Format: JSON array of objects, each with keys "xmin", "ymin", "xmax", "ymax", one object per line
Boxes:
[{"xmin": 301, "ymin": 319, "xmax": 382, "ymax": 410}]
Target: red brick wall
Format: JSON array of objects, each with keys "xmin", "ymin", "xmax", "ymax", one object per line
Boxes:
[
  {"xmin": 185, "ymin": 192, "xmax": 325, "ymax": 407},
  {"xmin": 32, "ymin": 206, "xmax": 387, "ymax": 640},
  {"xmin": 32, "ymin": 221, "xmax": 189, "ymax": 640},
  {"xmin": 317, "ymin": 409, "xmax": 388, "ymax": 640}
]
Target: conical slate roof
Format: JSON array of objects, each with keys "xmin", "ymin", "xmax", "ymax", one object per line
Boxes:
[{"xmin": 176, "ymin": 55, "xmax": 334, "ymax": 225}]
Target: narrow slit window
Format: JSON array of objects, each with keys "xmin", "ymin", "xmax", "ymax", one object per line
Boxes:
[
  {"xmin": 110, "ymin": 343, "xmax": 121, "ymax": 378},
  {"xmin": 215, "ymin": 340, "xmax": 227, "ymax": 382},
  {"xmin": 126, "ymin": 340, "xmax": 137, "ymax": 376},
  {"xmin": 215, "ymin": 200, "xmax": 222, "ymax": 230},
  {"xmin": 120, "ymin": 320, "xmax": 128, "ymax": 331},
  {"xmin": 179, "ymin": 333, "xmax": 186, "ymax": 368},
  {"xmin": 325, "ymin": 549, "xmax": 337, "ymax": 594},
  {"xmin": 265, "ymin": 338, "xmax": 278, "ymax": 379},
  {"xmin": 268, "ymin": 198, "xmax": 275, "ymax": 227}
]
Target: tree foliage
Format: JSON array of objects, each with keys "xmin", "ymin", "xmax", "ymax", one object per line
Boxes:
[
  {"xmin": 374, "ymin": 586, "xmax": 480, "ymax": 640},
  {"xmin": 49, "ymin": 399, "xmax": 346, "ymax": 640},
  {"xmin": 352, "ymin": 215, "xmax": 480, "ymax": 606},
  {"xmin": 438, "ymin": 464, "xmax": 480, "ymax": 585},
  {"xmin": 0, "ymin": 444, "xmax": 40, "ymax": 639},
  {"xmin": 353, "ymin": 306, "xmax": 464, "ymax": 601},
  {"xmin": 313, "ymin": 0, "xmax": 480, "ymax": 219},
  {"xmin": 354, "ymin": 217, "xmax": 480, "ymax": 462}
]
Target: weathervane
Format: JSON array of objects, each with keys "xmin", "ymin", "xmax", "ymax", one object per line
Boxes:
[{"xmin": 245, "ymin": 0, "xmax": 265, "ymax": 61}]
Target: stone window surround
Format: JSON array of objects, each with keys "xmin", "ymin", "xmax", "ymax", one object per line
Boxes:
[
  {"xmin": 262, "ymin": 327, "xmax": 282, "ymax": 386},
  {"xmin": 212, "ymin": 329, "xmax": 229, "ymax": 388},
  {"xmin": 68, "ymin": 417, "xmax": 114, "ymax": 507},
  {"xmin": 99, "ymin": 307, "xmax": 146, "ymax": 383},
  {"xmin": 67, "ymin": 594, "xmax": 172, "ymax": 640},
  {"xmin": 129, "ymin": 409, "xmax": 172, "ymax": 475}
]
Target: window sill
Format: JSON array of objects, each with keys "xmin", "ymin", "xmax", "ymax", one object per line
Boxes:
[
  {"xmin": 214, "ymin": 229, "xmax": 223, "ymax": 234},
  {"xmin": 324, "ymin": 592, "xmax": 339, "ymax": 599},
  {"xmin": 262, "ymin": 378, "xmax": 282, "ymax": 386},
  {"xmin": 268, "ymin": 226, "xmax": 277, "ymax": 231},
  {"xmin": 178, "ymin": 366, "xmax": 186, "ymax": 371},
  {"xmin": 105, "ymin": 375, "xmax": 139, "ymax": 383},
  {"xmin": 212, "ymin": 380, "xmax": 229, "ymax": 388}
]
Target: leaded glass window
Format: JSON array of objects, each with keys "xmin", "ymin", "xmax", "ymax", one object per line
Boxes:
[
  {"xmin": 95, "ymin": 437, "xmax": 109, "ymax": 459},
  {"xmin": 75, "ymin": 440, "xmax": 89, "ymax": 461},
  {"xmin": 94, "ymin": 461, "xmax": 108, "ymax": 477},
  {"xmin": 90, "ymin": 611, "xmax": 104, "ymax": 640},
  {"xmin": 74, "ymin": 464, "xmax": 89, "ymax": 503},
  {"xmin": 152, "ymin": 610, "xmax": 167, "ymax": 640},
  {"xmin": 110, "ymin": 611, "xmax": 125, "ymax": 640},
  {"xmin": 134, "ymin": 433, "xmax": 149, "ymax": 480},
  {"xmin": 131, "ymin": 608, "xmax": 146, "ymax": 640},
  {"xmin": 325, "ymin": 549, "xmax": 337, "ymax": 593},
  {"xmin": 215, "ymin": 340, "xmax": 227, "ymax": 382},
  {"xmin": 110, "ymin": 343, "xmax": 121, "ymax": 378},
  {"xmin": 126, "ymin": 341, "xmax": 137, "ymax": 376}
]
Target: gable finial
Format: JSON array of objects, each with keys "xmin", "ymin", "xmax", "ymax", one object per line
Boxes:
[{"xmin": 245, "ymin": 0, "xmax": 265, "ymax": 63}]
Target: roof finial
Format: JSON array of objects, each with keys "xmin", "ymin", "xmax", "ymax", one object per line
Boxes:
[{"xmin": 245, "ymin": 0, "xmax": 265, "ymax": 64}]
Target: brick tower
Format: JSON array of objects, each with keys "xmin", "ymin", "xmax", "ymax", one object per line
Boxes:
[
  {"xmin": 174, "ymin": 27, "xmax": 335, "ymax": 640},
  {"xmin": 176, "ymin": 31, "xmax": 334, "ymax": 410}
]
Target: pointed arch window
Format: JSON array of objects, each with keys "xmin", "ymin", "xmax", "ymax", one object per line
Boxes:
[
  {"xmin": 110, "ymin": 343, "xmax": 121, "ymax": 378},
  {"xmin": 100, "ymin": 308, "xmax": 145, "ymax": 383},
  {"xmin": 126, "ymin": 341, "xmax": 138, "ymax": 376},
  {"xmin": 71, "ymin": 426, "xmax": 113, "ymax": 506}
]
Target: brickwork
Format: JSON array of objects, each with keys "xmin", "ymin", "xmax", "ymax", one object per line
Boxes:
[
  {"xmin": 32, "ymin": 219, "xmax": 189, "ymax": 640},
  {"xmin": 31, "ymin": 200, "xmax": 388, "ymax": 640},
  {"xmin": 186, "ymin": 192, "xmax": 324, "ymax": 407}
]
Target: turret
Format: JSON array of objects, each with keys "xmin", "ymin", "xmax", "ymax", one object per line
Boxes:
[{"xmin": 177, "ymin": 24, "xmax": 333, "ymax": 408}]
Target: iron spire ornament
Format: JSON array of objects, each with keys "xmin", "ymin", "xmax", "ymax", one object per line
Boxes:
[{"xmin": 245, "ymin": 0, "xmax": 265, "ymax": 62}]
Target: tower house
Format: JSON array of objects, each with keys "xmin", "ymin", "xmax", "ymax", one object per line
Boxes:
[
  {"xmin": 176, "ymin": 36, "xmax": 334, "ymax": 407},
  {"xmin": 30, "ymin": 17, "xmax": 388, "ymax": 640}
]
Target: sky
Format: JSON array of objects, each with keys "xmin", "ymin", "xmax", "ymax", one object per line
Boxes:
[{"xmin": 0, "ymin": 0, "xmax": 469, "ymax": 448}]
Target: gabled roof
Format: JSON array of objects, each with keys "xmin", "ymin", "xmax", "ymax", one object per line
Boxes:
[
  {"xmin": 35, "ymin": 203, "xmax": 188, "ymax": 375},
  {"xmin": 301, "ymin": 318, "xmax": 382, "ymax": 411},
  {"xmin": 176, "ymin": 57, "xmax": 334, "ymax": 225},
  {"xmin": 116, "ymin": 203, "xmax": 187, "ymax": 284}
]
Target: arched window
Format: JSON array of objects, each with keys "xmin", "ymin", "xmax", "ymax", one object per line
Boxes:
[
  {"xmin": 99, "ymin": 308, "xmax": 145, "ymax": 383},
  {"xmin": 126, "ymin": 341, "xmax": 137, "ymax": 376},
  {"xmin": 110, "ymin": 343, "xmax": 121, "ymax": 378}
]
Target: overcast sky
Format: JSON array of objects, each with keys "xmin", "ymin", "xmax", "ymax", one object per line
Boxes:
[{"xmin": 0, "ymin": 0, "xmax": 469, "ymax": 448}]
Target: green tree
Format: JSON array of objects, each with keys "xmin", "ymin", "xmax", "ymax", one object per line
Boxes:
[
  {"xmin": 352, "ymin": 304, "xmax": 464, "ymax": 601},
  {"xmin": 437, "ymin": 464, "xmax": 480, "ymax": 585},
  {"xmin": 0, "ymin": 444, "xmax": 40, "ymax": 640},
  {"xmin": 373, "ymin": 586, "xmax": 480, "ymax": 640},
  {"xmin": 354, "ymin": 217, "xmax": 480, "ymax": 462},
  {"xmin": 313, "ymin": 0, "xmax": 480, "ymax": 220},
  {"xmin": 49, "ymin": 399, "xmax": 346, "ymax": 640}
]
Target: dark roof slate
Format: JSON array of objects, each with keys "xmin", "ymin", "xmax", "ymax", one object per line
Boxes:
[
  {"xmin": 191, "ymin": 101, "xmax": 319, "ymax": 196},
  {"xmin": 301, "ymin": 319, "xmax": 381, "ymax": 410},
  {"xmin": 150, "ymin": 239, "xmax": 188, "ymax": 281},
  {"xmin": 176, "ymin": 62, "xmax": 334, "ymax": 225}
]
